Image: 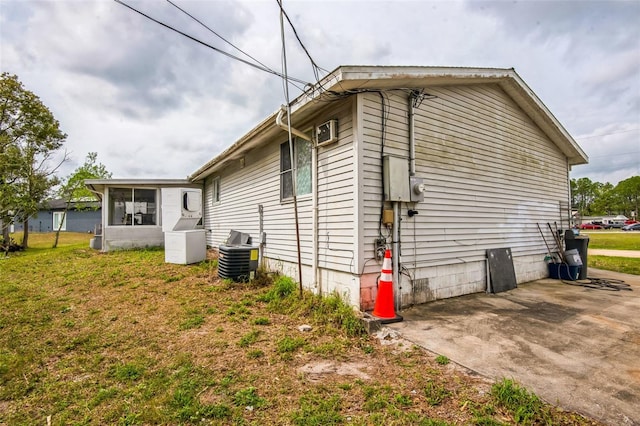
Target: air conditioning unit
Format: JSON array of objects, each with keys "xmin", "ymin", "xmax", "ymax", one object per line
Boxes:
[{"xmin": 316, "ymin": 119, "xmax": 338, "ymax": 146}]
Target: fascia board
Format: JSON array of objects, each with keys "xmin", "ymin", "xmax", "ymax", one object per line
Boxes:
[{"xmin": 189, "ymin": 65, "xmax": 588, "ymax": 181}]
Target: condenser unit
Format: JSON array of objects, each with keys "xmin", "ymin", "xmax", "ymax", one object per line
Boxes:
[
  {"xmin": 316, "ymin": 119, "xmax": 338, "ymax": 146},
  {"xmin": 218, "ymin": 244, "xmax": 259, "ymax": 282}
]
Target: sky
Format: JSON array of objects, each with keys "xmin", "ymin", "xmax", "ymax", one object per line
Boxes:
[{"xmin": 1, "ymin": 0, "xmax": 639, "ymax": 186}]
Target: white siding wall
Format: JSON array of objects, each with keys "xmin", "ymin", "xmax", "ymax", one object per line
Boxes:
[
  {"xmin": 315, "ymin": 99, "xmax": 358, "ymax": 303},
  {"xmin": 203, "ymin": 142, "xmax": 313, "ymax": 264},
  {"xmin": 359, "ymin": 85, "xmax": 570, "ymax": 306},
  {"xmin": 202, "ymin": 99, "xmax": 358, "ymax": 300}
]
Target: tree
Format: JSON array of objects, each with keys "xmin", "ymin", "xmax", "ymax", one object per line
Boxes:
[
  {"xmin": 590, "ymin": 182, "xmax": 616, "ymax": 216},
  {"xmin": 0, "ymin": 73, "xmax": 67, "ymax": 248},
  {"xmin": 571, "ymin": 177, "xmax": 598, "ymax": 217},
  {"xmin": 53, "ymin": 152, "xmax": 111, "ymax": 248},
  {"xmin": 615, "ymin": 176, "xmax": 640, "ymax": 219},
  {"xmin": 0, "ymin": 132, "xmax": 21, "ymax": 243}
]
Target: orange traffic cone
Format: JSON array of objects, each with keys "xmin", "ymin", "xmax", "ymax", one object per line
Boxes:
[{"xmin": 371, "ymin": 249, "xmax": 403, "ymax": 324}]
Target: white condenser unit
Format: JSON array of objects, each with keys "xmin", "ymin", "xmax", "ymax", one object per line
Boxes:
[
  {"xmin": 161, "ymin": 188, "xmax": 203, "ymax": 232},
  {"xmin": 316, "ymin": 119, "xmax": 338, "ymax": 146}
]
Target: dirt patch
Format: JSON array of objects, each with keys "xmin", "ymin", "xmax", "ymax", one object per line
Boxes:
[{"xmin": 298, "ymin": 361, "xmax": 372, "ymax": 381}]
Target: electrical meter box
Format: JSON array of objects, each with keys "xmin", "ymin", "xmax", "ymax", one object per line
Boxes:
[
  {"xmin": 410, "ymin": 176, "xmax": 425, "ymax": 202},
  {"xmin": 383, "ymin": 156, "xmax": 410, "ymax": 202}
]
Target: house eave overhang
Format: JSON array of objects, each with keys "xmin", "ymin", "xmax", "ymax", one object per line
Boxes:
[{"xmin": 189, "ymin": 65, "xmax": 587, "ymax": 181}]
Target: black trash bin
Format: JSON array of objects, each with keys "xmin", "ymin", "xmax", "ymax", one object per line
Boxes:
[{"xmin": 565, "ymin": 236, "xmax": 589, "ymax": 280}]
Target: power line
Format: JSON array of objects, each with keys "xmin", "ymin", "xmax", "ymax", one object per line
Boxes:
[
  {"xmin": 276, "ymin": 0, "xmax": 326, "ymax": 73},
  {"xmin": 165, "ymin": 0, "xmax": 279, "ymax": 81},
  {"xmin": 576, "ymin": 128, "xmax": 640, "ymax": 140},
  {"xmin": 276, "ymin": 0, "xmax": 329, "ymax": 87},
  {"xmin": 113, "ymin": 0, "xmax": 311, "ymax": 87}
]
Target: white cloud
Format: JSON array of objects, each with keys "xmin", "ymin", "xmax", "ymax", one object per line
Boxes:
[{"xmin": 1, "ymin": 0, "xmax": 638, "ymax": 185}]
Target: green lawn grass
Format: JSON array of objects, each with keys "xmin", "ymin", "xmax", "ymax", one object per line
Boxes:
[
  {"xmin": 9, "ymin": 231, "xmax": 91, "ymax": 250},
  {"xmin": 0, "ymin": 233, "xmax": 601, "ymax": 425},
  {"xmin": 580, "ymin": 231, "xmax": 640, "ymax": 250},
  {"xmin": 588, "ymin": 256, "xmax": 640, "ymax": 275}
]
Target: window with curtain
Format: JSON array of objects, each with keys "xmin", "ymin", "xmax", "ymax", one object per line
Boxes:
[{"xmin": 280, "ymin": 137, "xmax": 312, "ymax": 200}]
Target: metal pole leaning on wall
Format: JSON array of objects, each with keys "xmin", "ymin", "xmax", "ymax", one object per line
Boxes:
[
  {"xmin": 392, "ymin": 202, "xmax": 400, "ymax": 313},
  {"xmin": 278, "ymin": 2, "xmax": 303, "ymax": 296}
]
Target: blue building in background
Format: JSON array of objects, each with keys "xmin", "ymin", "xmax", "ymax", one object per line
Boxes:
[{"xmin": 13, "ymin": 199, "xmax": 101, "ymax": 234}]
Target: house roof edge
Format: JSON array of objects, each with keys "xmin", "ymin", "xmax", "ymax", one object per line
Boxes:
[{"xmin": 189, "ymin": 65, "xmax": 588, "ymax": 179}]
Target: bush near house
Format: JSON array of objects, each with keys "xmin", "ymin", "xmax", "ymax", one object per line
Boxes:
[{"xmin": 0, "ymin": 233, "xmax": 603, "ymax": 425}]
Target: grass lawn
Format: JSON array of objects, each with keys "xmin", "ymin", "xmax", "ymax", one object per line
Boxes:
[
  {"xmin": 1, "ymin": 233, "xmax": 604, "ymax": 425},
  {"xmin": 580, "ymin": 231, "xmax": 640, "ymax": 250},
  {"xmin": 580, "ymin": 231, "xmax": 640, "ymax": 275},
  {"xmin": 588, "ymin": 256, "xmax": 640, "ymax": 275}
]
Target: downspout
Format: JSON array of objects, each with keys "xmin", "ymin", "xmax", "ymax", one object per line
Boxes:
[
  {"xmin": 409, "ymin": 92, "xmax": 416, "ymax": 177},
  {"xmin": 392, "ymin": 92, "xmax": 418, "ymax": 312},
  {"xmin": 312, "ymin": 144, "xmax": 319, "ymax": 294},
  {"xmin": 275, "ymin": 107, "xmax": 316, "ymax": 293},
  {"xmin": 567, "ymin": 159, "xmax": 572, "ymax": 229}
]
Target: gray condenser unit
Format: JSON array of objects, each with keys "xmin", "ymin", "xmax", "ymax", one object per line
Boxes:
[{"xmin": 218, "ymin": 244, "xmax": 259, "ymax": 282}]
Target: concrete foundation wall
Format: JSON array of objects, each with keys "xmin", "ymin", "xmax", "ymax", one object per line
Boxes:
[
  {"xmin": 103, "ymin": 226, "xmax": 164, "ymax": 251},
  {"xmin": 395, "ymin": 254, "xmax": 548, "ymax": 308},
  {"xmin": 262, "ymin": 257, "xmax": 360, "ymax": 307}
]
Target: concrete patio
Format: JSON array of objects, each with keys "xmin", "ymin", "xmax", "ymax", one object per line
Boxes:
[{"xmin": 389, "ymin": 268, "xmax": 640, "ymax": 425}]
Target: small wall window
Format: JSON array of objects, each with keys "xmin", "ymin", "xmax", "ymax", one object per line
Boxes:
[
  {"xmin": 211, "ymin": 177, "xmax": 220, "ymax": 204},
  {"xmin": 108, "ymin": 188, "xmax": 157, "ymax": 226},
  {"xmin": 280, "ymin": 137, "xmax": 312, "ymax": 200}
]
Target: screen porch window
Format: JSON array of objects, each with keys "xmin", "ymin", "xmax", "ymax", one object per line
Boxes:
[
  {"xmin": 108, "ymin": 188, "xmax": 157, "ymax": 226},
  {"xmin": 280, "ymin": 137, "xmax": 311, "ymax": 200}
]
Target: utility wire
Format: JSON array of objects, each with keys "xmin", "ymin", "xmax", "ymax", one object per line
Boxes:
[
  {"xmin": 165, "ymin": 0, "xmax": 279, "ymax": 81},
  {"xmin": 113, "ymin": 0, "xmax": 311, "ymax": 87},
  {"xmin": 576, "ymin": 128, "xmax": 640, "ymax": 140},
  {"xmin": 586, "ymin": 150, "xmax": 640, "ymax": 159},
  {"xmin": 276, "ymin": 0, "xmax": 328, "ymax": 77},
  {"xmin": 276, "ymin": 0, "xmax": 330, "ymax": 92}
]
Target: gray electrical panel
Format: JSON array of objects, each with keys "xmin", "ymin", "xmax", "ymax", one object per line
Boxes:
[{"xmin": 383, "ymin": 155, "xmax": 411, "ymax": 202}]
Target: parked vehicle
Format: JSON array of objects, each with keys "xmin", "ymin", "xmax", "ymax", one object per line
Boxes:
[
  {"xmin": 580, "ymin": 223, "xmax": 604, "ymax": 230},
  {"xmin": 622, "ymin": 223, "xmax": 640, "ymax": 231},
  {"xmin": 624, "ymin": 220, "xmax": 638, "ymax": 225}
]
